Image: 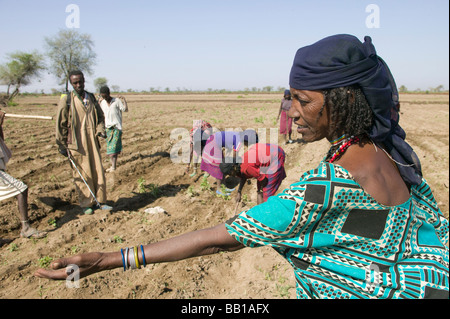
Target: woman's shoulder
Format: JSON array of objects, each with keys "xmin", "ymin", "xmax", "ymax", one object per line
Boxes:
[
  {"xmin": 276, "ymin": 161, "xmax": 359, "ymax": 205},
  {"xmin": 296, "ymin": 161, "xmax": 357, "ymax": 185},
  {"xmin": 411, "ymin": 178, "xmax": 443, "ymax": 213}
]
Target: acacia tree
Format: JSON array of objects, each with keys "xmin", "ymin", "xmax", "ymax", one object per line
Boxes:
[
  {"xmin": 0, "ymin": 51, "xmax": 45, "ymax": 104},
  {"xmin": 94, "ymin": 77, "xmax": 108, "ymax": 92},
  {"xmin": 44, "ymin": 29, "xmax": 96, "ymax": 92}
]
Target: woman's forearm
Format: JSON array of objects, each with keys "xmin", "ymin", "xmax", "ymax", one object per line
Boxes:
[
  {"xmin": 35, "ymin": 224, "xmax": 243, "ymax": 280},
  {"xmin": 104, "ymin": 223, "xmax": 243, "ymax": 271},
  {"xmin": 141, "ymin": 223, "xmax": 243, "ymax": 264}
]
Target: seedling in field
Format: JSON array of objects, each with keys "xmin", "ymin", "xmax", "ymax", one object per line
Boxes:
[
  {"xmin": 186, "ymin": 185, "xmax": 199, "ymax": 197},
  {"xmin": 216, "ymin": 184, "xmax": 231, "ymax": 200},
  {"xmin": 113, "ymin": 235, "xmax": 123, "ymax": 243},
  {"xmin": 200, "ymin": 175, "xmax": 211, "ymax": 191},
  {"xmin": 38, "ymin": 256, "xmax": 53, "ymax": 268},
  {"xmin": 137, "ymin": 178, "xmax": 161, "ymax": 198},
  {"xmin": 254, "ymin": 116, "xmax": 264, "ymax": 123},
  {"xmin": 147, "ymin": 183, "xmax": 161, "ymax": 198},
  {"xmin": 48, "ymin": 218, "xmax": 57, "ymax": 228},
  {"xmin": 9, "ymin": 243, "xmax": 18, "ymax": 252},
  {"xmin": 137, "ymin": 177, "xmax": 146, "ymax": 193}
]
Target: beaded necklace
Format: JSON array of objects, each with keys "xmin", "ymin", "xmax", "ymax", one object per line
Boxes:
[
  {"xmin": 326, "ymin": 135, "xmax": 360, "ymax": 163},
  {"xmin": 330, "ymin": 134, "xmax": 346, "ymax": 145}
]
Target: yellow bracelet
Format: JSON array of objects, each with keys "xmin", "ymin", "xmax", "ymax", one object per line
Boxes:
[{"xmin": 133, "ymin": 246, "xmax": 140, "ymax": 268}]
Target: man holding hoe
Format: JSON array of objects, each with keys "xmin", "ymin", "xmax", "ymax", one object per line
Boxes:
[{"xmin": 56, "ymin": 70, "xmax": 111, "ymax": 214}]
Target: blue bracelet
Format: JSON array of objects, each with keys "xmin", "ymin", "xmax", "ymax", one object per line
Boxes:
[
  {"xmin": 140, "ymin": 245, "xmax": 147, "ymax": 267},
  {"xmin": 120, "ymin": 248, "xmax": 126, "ymax": 271}
]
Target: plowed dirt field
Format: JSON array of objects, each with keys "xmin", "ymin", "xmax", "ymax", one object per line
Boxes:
[{"xmin": 0, "ymin": 92, "xmax": 448, "ymax": 299}]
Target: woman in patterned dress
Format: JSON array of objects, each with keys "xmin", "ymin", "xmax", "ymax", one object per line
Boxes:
[{"xmin": 35, "ymin": 35, "xmax": 448, "ymax": 299}]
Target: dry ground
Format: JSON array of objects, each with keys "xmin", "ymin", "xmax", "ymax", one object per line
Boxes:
[{"xmin": 0, "ymin": 92, "xmax": 448, "ymax": 299}]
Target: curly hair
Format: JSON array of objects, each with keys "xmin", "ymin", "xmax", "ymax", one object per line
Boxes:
[
  {"xmin": 323, "ymin": 85, "xmax": 374, "ymax": 139},
  {"xmin": 68, "ymin": 70, "xmax": 84, "ymax": 80}
]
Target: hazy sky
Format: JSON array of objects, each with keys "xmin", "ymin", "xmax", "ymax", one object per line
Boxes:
[{"xmin": 0, "ymin": 0, "xmax": 448, "ymax": 93}]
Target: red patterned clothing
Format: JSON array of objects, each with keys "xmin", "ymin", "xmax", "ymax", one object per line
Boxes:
[{"xmin": 240, "ymin": 143, "xmax": 286, "ymax": 202}]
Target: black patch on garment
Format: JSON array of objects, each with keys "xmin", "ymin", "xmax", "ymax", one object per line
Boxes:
[
  {"xmin": 291, "ymin": 256, "xmax": 310, "ymax": 270},
  {"xmin": 341, "ymin": 208, "xmax": 389, "ymax": 239},
  {"xmin": 304, "ymin": 184, "xmax": 326, "ymax": 204},
  {"xmin": 424, "ymin": 286, "xmax": 449, "ymax": 299}
]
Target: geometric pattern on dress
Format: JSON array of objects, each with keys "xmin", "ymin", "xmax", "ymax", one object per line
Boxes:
[
  {"xmin": 225, "ymin": 161, "xmax": 449, "ymax": 299},
  {"xmin": 279, "ymin": 187, "xmax": 323, "ymax": 247},
  {"xmin": 333, "ymin": 165, "xmax": 353, "ymax": 180},
  {"xmin": 310, "ymin": 248, "xmax": 369, "ymax": 269},
  {"xmin": 333, "ymin": 186, "xmax": 380, "ymax": 210},
  {"xmin": 231, "ymin": 217, "xmax": 279, "ymax": 243},
  {"xmin": 412, "ymin": 199, "xmax": 449, "ymax": 247},
  {"xmin": 305, "ymin": 264, "xmax": 364, "ymax": 299},
  {"xmin": 312, "ymin": 281, "xmax": 353, "ymax": 299},
  {"xmin": 339, "ymin": 206, "xmax": 410, "ymax": 262},
  {"xmin": 412, "ymin": 180, "xmax": 441, "ymax": 213},
  {"xmin": 392, "ymin": 265, "xmax": 449, "ymax": 298}
]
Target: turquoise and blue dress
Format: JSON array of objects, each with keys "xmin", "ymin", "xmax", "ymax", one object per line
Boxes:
[{"xmin": 226, "ymin": 161, "xmax": 449, "ymax": 299}]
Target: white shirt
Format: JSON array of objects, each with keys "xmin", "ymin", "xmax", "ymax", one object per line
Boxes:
[{"xmin": 100, "ymin": 97, "xmax": 127, "ymax": 130}]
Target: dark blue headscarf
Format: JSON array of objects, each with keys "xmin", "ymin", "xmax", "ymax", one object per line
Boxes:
[{"xmin": 289, "ymin": 34, "xmax": 422, "ymax": 185}]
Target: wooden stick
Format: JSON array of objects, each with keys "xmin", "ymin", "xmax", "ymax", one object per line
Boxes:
[
  {"xmin": 5, "ymin": 113, "xmax": 53, "ymax": 120},
  {"xmin": 233, "ymin": 200, "xmax": 241, "ymax": 215}
]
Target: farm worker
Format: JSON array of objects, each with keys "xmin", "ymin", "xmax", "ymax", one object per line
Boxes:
[
  {"xmin": 200, "ymin": 129, "xmax": 257, "ymax": 195},
  {"xmin": 277, "ymin": 89, "xmax": 293, "ymax": 144},
  {"xmin": 219, "ymin": 143, "xmax": 286, "ymax": 205},
  {"xmin": 98, "ymin": 85, "xmax": 128, "ymax": 173},
  {"xmin": 35, "ymin": 35, "xmax": 448, "ymax": 299},
  {"xmin": 0, "ymin": 110, "xmax": 47, "ymax": 244},
  {"xmin": 55, "ymin": 70, "xmax": 111, "ymax": 215},
  {"xmin": 185, "ymin": 120, "xmax": 212, "ymax": 177}
]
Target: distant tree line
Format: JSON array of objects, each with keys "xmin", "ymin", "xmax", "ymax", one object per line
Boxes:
[{"xmin": 398, "ymin": 85, "xmax": 448, "ymax": 94}]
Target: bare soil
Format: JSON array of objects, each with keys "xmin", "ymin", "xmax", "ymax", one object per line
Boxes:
[{"xmin": 0, "ymin": 92, "xmax": 448, "ymax": 299}]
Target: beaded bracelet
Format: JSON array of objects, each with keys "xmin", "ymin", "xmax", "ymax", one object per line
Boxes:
[
  {"xmin": 140, "ymin": 245, "xmax": 147, "ymax": 267},
  {"xmin": 133, "ymin": 246, "xmax": 140, "ymax": 269},
  {"xmin": 120, "ymin": 248, "xmax": 126, "ymax": 271},
  {"xmin": 121, "ymin": 245, "xmax": 147, "ymax": 271}
]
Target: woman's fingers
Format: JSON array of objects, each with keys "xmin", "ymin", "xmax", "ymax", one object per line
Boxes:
[
  {"xmin": 34, "ymin": 258, "xmax": 73, "ymax": 280},
  {"xmin": 34, "ymin": 252, "xmax": 106, "ymax": 280}
]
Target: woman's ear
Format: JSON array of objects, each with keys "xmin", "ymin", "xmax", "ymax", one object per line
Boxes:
[
  {"xmin": 318, "ymin": 91, "xmax": 328, "ymax": 117},
  {"xmin": 347, "ymin": 89, "xmax": 356, "ymax": 105}
]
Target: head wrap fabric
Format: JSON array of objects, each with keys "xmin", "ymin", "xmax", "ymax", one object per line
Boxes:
[
  {"xmin": 289, "ymin": 34, "xmax": 422, "ymax": 185},
  {"xmin": 240, "ymin": 129, "xmax": 259, "ymax": 144}
]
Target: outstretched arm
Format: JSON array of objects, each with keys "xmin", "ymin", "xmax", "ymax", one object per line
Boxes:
[{"xmin": 34, "ymin": 223, "xmax": 243, "ymax": 280}]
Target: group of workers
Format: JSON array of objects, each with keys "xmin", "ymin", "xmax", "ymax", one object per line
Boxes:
[{"xmin": 1, "ymin": 34, "xmax": 448, "ymax": 299}]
